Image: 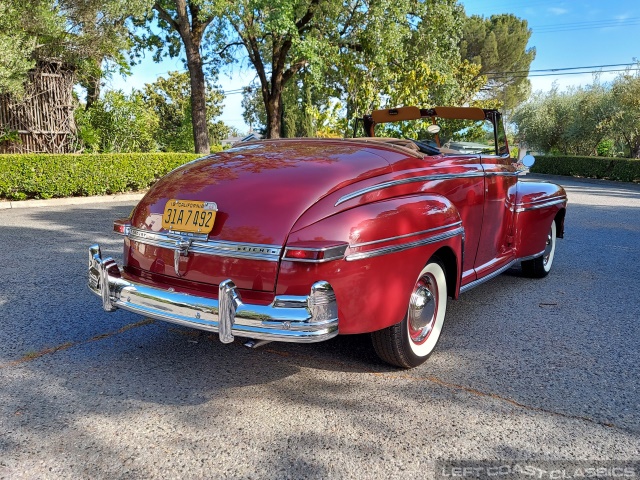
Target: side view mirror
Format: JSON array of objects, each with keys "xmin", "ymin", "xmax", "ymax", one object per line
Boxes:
[{"xmin": 521, "ymin": 154, "xmax": 535, "ymax": 168}]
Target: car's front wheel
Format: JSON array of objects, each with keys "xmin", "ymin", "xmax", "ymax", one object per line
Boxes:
[
  {"xmin": 371, "ymin": 259, "xmax": 447, "ymax": 368},
  {"xmin": 521, "ymin": 219, "xmax": 557, "ymax": 278}
]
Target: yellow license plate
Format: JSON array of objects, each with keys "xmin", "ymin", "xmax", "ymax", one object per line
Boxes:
[{"xmin": 162, "ymin": 199, "xmax": 218, "ymax": 234}]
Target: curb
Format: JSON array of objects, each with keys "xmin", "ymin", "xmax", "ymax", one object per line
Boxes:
[
  {"xmin": 526, "ymin": 173, "xmax": 640, "ymax": 191},
  {"xmin": 0, "ymin": 192, "xmax": 145, "ymax": 210}
]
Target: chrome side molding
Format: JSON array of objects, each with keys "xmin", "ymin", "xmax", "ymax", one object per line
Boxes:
[
  {"xmin": 515, "ymin": 197, "xmax": 567, "ymax": 212},
  {"xmin": 459, "ymin": 259, "xmax": 517, "ymax": 294},
  {"xmin": 335, "ymin": 171, "xmax": 486, "ymax": 206},
  {"xmin": 346, "ymin": 226, "xmax": 464, "ymax": 261}
]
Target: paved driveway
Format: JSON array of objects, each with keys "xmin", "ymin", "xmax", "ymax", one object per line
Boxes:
[{"xmin": 1, "ymin": 175, "xmax": 639, "ymax": 478}]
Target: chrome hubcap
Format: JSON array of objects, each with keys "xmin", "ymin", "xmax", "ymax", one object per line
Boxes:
[
  {"xmin": 408, "ymin": 276, "xmax": 437, "ymax": 344},
  {"xmin": 543, "ymin": 228, "xmax": 553, "ymax": 266}
]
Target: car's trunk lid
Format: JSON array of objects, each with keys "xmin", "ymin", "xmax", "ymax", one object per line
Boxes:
[{"xmin": 125, "ymin": 139, "xmax": 392, "ymax": 292}]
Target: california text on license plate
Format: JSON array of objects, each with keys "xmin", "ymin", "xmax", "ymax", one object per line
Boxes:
[{"xmin": 162, "ymin": 199, "xmax": 218, "ymax": 234}]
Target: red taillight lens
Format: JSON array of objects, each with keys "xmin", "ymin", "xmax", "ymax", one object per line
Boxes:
[
  {"xmin": 113, "ymin": 218, "xmax": 131, "ymax": 236},
  {"xmin": 283, "ymin": 243, "xmax": 348, "ymax": 263},
  {"xmin": 284, "ymin": 249, "xmax": 324, "ymax": 261}
]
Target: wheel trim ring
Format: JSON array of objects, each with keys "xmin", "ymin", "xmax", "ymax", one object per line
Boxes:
[
  {"xmin": 543, "ymin": 230, "xmax": 553, "ymax": 266},
  {"xmin": 408, "ymin": 274, "xmax": 438, "ymax": 345},
  {"xmin": 542, "ymin": 221, "xmax": 556, "ymax": 271}
]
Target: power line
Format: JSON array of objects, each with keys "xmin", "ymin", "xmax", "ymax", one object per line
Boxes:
[
  {"xmin": 534, "ymin": 16, "xmax": 640, "ymax": 28},
  {"xmin": 463, "ymin": 0, "xmax": 561, "ymax": 14},
  {"xmin": 114, "ymin": 67, "xmax": 250, "ymax": 95},
  {"xmin": 485, "ymin": 63, "xmax": 637, "ymax": 76},
  {"xmin": 490, "ymin": 68, "xmax": 639, "ymax": 79},
  {"xmin": 529, "ymin": 68, "xmax": 638, "ymax": 77},
  {"xmin": 532, "ymin": 16, "xmax": 640, "ymax": 33}
]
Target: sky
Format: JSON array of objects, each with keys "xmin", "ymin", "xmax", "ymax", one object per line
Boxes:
[{"xmin": 109, "ymin": 0, "xmax": 640, "ymax": 133}]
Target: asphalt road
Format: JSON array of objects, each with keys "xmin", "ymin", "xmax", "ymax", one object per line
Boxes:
[{"xmin": 1, "ymin": 175, "xmax": 639, "ymax": 479}]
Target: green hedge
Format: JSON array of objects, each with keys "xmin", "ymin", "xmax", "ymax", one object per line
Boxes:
[
  {"xmin": 0, "ymin": 153, "xmax": 201, "ymax": 200},
  {"xmin": 4, "ymin": 152, "xmax": 637, "ymax": 201},
  {"xmin": 530, "ymin": 155, "xmax": 640, "ymax": 183}
]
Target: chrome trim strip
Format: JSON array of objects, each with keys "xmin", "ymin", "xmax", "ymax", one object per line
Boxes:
[
  {"xmin": 517, "ymin": 249, "xmax": 546, "ymax": 262},
  {"xmin": 335, "ymin": 171, "xmax": 485, "ymax": 206},
  {"xmin": 459, "ymin": 259, "xmax": 516, "ymax": 294},
  {"xmin": 485, "ymin": 171, "xmax": 518, "ymax": 177},
  {"xmin": 128, "ymin": 227, "xmax": 282, "ymax": 262},
  {"xmin": 345, "ymin": 227, "xmax": 464, "ymax": 261},
  {"xmin": 88, "ymin": 245, "xmax": 339, "ymax": 344},
  {"xmin": 523, "ymin": 195, "xmax": 567, "ymax": 205},
  {"xmin": 350, "ymin": 221, "xmax": 463, "ymax": 248},
  {"xmin": 473, "ymin": 255, "xmax": 512, "ymax": 275},
  {"xmin": 516, "ymin": 197, "xmax": 567, "ymax": 212}
]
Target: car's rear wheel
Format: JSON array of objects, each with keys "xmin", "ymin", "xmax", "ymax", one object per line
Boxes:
[
  {"xmin": 371, "ymin": 259, "xmax": 447, "ymax": 368},
  {"xmin": 521, "ymin": 219, "xmax": 556, "ymax": 278}
]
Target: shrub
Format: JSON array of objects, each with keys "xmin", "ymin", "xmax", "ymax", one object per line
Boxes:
[
  {"xmin": 530, "ymin": 155, "xmax": 640, "ymax": 183},
  {"xmin": 0, "ymin": 153, "xmax": 202, "ymax": 200},
  {"xmin": 75, "ymin": 91, "xmax": 160, "ymax": 153}
]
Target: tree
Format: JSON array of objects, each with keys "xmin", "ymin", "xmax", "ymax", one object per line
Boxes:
[
  {"xmin": 512, "ymin": 82, "xmax": 613, "ymax": 156},
  {"xmin": 229, "ymin": 0, "xmax": 483, "ymax": 139},
  {"xmin": 0, "ymin": 0, "xmax": 150, "ymax": 107},
  {"xmin": 137, "ymin": 1, "xmax": 228, "ymax": 153},
  {"xmin": 75, "ymin": 90, "xmax": 159, "ymax": 152},
  {"xmin": 512, "ymin": 89, "xmax": 577, "ymax": 155},
  {"xmin": 610, "ymin": 70, "xmax": 640, "ymax": 158},
  {"xmin": 460, "ymin": 14, "xmax": 535, "ymax": 110},
  {"xmin": 143, "ymin": 71, "xmax": 226, "ymax": 151},
  {"xmin": 217, "ymin": 0, "xmax": 333, "ymax": 139},
  {"xmin": 316, "ymin": 0, "xmax": 488, "ymax": 137},
  {"xmin": 383, "ymin": 1, "xmax": 485, "ymax": 108},
  {"xmin": 59, "ymin": 0, "xmax": 151, "ymax": 108},
  {"xmin": 241, "ymin": 86, "xmax": 267, "ymax": 133},
  {"xmin": 0, "ymin": 0, "xmax": 66, "ymax": 96},
  {"xmin": 243, "ymin": 73, "xmax": 350, "ymax": 138}
]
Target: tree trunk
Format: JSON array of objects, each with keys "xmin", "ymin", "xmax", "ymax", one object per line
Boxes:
[
  {"xmin": 85, "ymin": 75, "xmax": 100, "ymax": 110},
  {"xmin": 152, "ymin": 2, "xmax": 213, "ymax": 154},
  {"xmin": 186, "ymin": 54, "xmax": 210, "ymax": 154},
  {"xmin": 265, "ymin": 90, "xmax": 282, "ymax": 139},
  {"xmin": 85, "ymin": 55, "xmax": 104, "ymax": 110}
]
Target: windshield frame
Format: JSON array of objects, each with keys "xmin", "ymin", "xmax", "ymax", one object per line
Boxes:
[{"xmin": 356, "ymin": 107, "xmax": 509, "ymax": 157}]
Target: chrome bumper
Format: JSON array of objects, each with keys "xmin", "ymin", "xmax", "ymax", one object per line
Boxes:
[{"xmin": 88, "ymin": 245, "xmax": 339, "ymax": 343}]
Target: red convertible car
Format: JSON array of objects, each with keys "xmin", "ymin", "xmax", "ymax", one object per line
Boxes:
[{"xmin": 89, "ymin": 106, "xmax": 567, "ymax": 368}]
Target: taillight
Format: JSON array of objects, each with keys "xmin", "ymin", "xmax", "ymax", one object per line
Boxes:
[
  {"xmin": 283, "ymin": 243, "xmax": 348, "ymax": 263},
  {"xmin": 113, "ymin": 218, "xmax": 131, "ymax": 236}
]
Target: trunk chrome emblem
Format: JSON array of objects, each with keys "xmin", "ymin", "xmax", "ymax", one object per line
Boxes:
[{"xmin": 174, "ymin": 237, "xmax": 193, "ymax": 277}]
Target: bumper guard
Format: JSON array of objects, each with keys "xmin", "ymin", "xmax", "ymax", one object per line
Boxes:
[{"xmin": 88, "ymin": 245, "xmax": 339, "ymax": 343}]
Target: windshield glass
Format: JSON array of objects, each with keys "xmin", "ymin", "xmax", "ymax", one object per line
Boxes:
[
  {"xmin": 354, "ymin": 108, "xmax": 508, "ymax": 156},
  {"xmin": 381, "ymin": 118, "xmax": 496, "ymax": 155}
]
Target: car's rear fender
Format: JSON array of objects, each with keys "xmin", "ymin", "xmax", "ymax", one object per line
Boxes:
[
  {"xmin": 513, "ymin": 181, "xmax": 567, "ymax": 259},
  {"xmin": 276, "ymin": 195, "xmax": 463, "ymax": 334}
]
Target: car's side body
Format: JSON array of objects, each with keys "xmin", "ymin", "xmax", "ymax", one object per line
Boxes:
[{"xmin": 89, "ymin": 105, "xmax": 567, "ymax": 367}]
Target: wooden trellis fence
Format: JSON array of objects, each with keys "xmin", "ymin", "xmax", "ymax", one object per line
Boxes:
[{"xmin": 0, "ymin": 62, "xmax": 76, "ymax": 154}]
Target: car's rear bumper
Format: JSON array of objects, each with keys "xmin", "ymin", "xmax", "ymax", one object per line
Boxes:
[{"xmin": 88, "ymin": 244, "xmax": 339, "ymax": 343}]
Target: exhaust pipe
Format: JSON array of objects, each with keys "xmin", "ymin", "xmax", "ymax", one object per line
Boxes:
[{"xmin": 243, "ymin": 339, "xmax": 271, "ymax": 349}]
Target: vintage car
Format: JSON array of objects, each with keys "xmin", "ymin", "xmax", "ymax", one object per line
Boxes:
[{"xmin": 89, "ymin": 106, "xmax": 567, "ymax": 368}]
